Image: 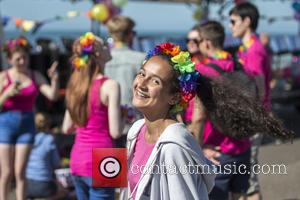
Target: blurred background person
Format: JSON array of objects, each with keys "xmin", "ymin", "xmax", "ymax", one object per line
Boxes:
[
  {"xmin": 229, "ymin": 2, "xmax": 272, "ymax": 200},
  {"xmin": 184, "ymin": 24, "xmax": 205, "ymax": 141},
  {"xmin": 26, "ymin": 112, "xmax": 68, "ymax": 200},
  {"xmin": 62, "ymin": 32, "xmax": 123, "ymax": 200},
  {"xmin": 195, "ymin": 21, "xmax": 251, "ymax": 200},
  {"xmin": 105, "ymin": 15, "xmax": 145, "ymax": 147},
  {"xmin": 186, "ymin": 24, "xmax": 203, "ymax": 64},
  {"xmin": 0, "ymin": 37, "xmax": 59, "ymax": 200}
]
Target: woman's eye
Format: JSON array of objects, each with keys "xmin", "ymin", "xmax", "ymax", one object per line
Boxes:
[
  {"xmin": 138, "ymin": 72, "xmax": 145, "ymax": 77},
  {"xmin": 153, "ymin": 79, "xmax": 160, "ymax": 85}
]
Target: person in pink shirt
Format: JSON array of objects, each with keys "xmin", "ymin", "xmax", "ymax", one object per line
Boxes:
[
  {"xmin": 0, "ymin": 37, "xmax": 59, "ymax": 200},
  {"xmin": 192, "ymin": 21, "xmax": 252, "ymax": 200},
  {"xmin": 229, "ymin": 3, "xmax": 272, "ymax": 200},
  {"xmin": 62, "ymin": 32, "xmax": 123, "ymax": 200}
]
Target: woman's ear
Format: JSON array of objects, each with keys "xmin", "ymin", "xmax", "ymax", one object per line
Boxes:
[{"xmin": 168, "ymin": 92, "xmax": 181, "ymax": 106}]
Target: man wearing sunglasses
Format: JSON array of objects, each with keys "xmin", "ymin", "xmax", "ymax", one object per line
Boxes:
[{"xmin": 229, "ymin": 3, "xmax": 272, "ymax": 200}]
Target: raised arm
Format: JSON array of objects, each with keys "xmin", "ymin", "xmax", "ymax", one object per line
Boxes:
[{"xmin": 35, "ymin": 61, "xmax": 59, "ymax": 101}]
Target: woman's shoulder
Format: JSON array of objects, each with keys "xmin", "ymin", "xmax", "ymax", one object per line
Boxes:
[{"xmin": 101, "ymin": 78, "xmax": 120, "ymax": 93}]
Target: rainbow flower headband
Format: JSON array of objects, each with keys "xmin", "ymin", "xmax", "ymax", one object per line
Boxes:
[
  {"xmin": 145, "ymin": 43, "xmax": 200, "ymax": 113},
  {"xmin": 4, "ymin": 38, "xmax": 29, "ymax": 51},
  {"xmin": 72, "ymin": 32, "xmax": 96, "ymax": 70}
]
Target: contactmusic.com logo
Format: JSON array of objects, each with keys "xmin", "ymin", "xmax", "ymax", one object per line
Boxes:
[{"xmin": 92, "ymin": 148, "xmax": 127, "ymax": 187}]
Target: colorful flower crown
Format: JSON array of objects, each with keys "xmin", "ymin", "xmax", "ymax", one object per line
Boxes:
[
  {"xmin": 72, "ymin": 32, "xmax": 96, "ymax": 70},
  {"xmin": 145, "ymin": 43, "xmax": 200, "ymax": 113},
  {"xmin": 3, "ymin": 37, "xmax": 30, "ymax": 52}
]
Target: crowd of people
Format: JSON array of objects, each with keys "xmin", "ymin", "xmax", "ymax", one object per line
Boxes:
[{"xmin": 0, "ymin": 2, "xmax": 295, "ymax": 200}]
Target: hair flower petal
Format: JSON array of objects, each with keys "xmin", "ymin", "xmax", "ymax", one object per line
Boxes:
[
  {"xmin": 72, "ymin": 32, "xmax": 96, "ymax": 70},
  {"xmin": 171, "ymin": 51, "xmax": 190, "ymax": 64}
]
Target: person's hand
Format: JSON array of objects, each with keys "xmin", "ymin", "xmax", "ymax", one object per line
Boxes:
[
  {"xmin": 3, "ymin": 81, "xmax": 21, "ymax": 98},
  {"xmin": 47, "ymin": 61, "xmax": 59, "ymax": 81},
  {"xmin": 203, "ymin": 145, "xmax": 221, "ymax": 165}
]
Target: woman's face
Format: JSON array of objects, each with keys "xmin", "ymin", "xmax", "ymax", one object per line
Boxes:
[
  {"xmin": 8, "ymin": 51, "xmax": 29, "ymax": 69},
  {"xmin": 132, "ymin": 56, "xmax": 179, "ymax": 115},
  {"xmin": 186, "ymin": 30, "xmax": 201, "ymax": 55}
]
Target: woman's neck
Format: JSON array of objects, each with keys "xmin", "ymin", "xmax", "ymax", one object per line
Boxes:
[
  {"xmin": 144, "ymin": 117, "xmax": 177, "ymax": 144},
  {"xmin": 10, "ymin": 66, "xmax": 29, "ymax": 75}
]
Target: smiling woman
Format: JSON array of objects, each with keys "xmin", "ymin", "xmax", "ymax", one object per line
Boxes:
[
  {"xmin": 121, "ymin": 42, "xmax": 294, "ymax": 200},
  {"xmin": 132, "ymin": 56, "xmax": 178, "ymax": 116}
]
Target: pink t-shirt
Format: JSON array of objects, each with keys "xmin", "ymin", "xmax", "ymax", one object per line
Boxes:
[
  {"xmin": 128, "ymin": 125, "xmax": 155, "ymax": 199},
  {"xmin": 70, "ymin": 77, "xmax": 114, "ymax": 177},
  {"xmin": 1, "ymin": 71, "xmax": 38, "ymax": 112},
  {"xmin": 195, "ymin": 52, "xmax": 251, "ymax": 155},
  {"xmin": 238, "ymin": 34, "xmax": 272, "ymax": 110}
]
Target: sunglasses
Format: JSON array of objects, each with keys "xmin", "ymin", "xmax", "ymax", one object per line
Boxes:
[
  {"xmin": 186, "ymin": 38, "xmax": 200, "ymax": 44},
  {"xmin": 230, "ymin": 19, "xmax": 240, "ymax": 26}
]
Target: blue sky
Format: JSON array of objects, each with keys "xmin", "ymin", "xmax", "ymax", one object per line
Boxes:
[{"xmin": 0, "ymin": 0, "xmax": 298, "ymax": 35}]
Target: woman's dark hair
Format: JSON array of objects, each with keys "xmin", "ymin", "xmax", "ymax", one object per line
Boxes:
[
  {"xmin": 195, "ymin": 76, "xmax": 294, "ymax": 140},
  {"xmin": 229, "ymin": 2, "xmax": 259, "ymax": 31}
]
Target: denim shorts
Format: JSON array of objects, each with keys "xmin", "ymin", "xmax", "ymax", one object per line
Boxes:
[{"xmin": 0, "ymin": 111, "xmax": 36, "ymax": 144}]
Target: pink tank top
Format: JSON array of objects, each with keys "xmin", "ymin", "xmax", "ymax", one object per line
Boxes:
[
  {"xmin": 128, "ymin": 125, "xmax": 155, "ymax": 199},
  {"xmin": 70, "ymin": 77, "xmax": 114, "ymax": 177},
  {"xmin": 1, "ymin": 71, "xmax": 38, "ymax": 112}
]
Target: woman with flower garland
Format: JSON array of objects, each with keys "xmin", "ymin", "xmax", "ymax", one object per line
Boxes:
[
  {"xmin": 122, "ymin": 42, "xmax": 293, "ymax": 200},
  {"xmin": 62, "ymin": 32, "xmax": 123, "ymax": 200},
  {"xmin": 0, "ymin": 37, "xmax": 59, "ymax": 200}
]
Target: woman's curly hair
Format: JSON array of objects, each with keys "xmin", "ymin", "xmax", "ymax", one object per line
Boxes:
[{"xmin": 196, "ymin": 76, "xmax": 294, "ymax": 140}]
